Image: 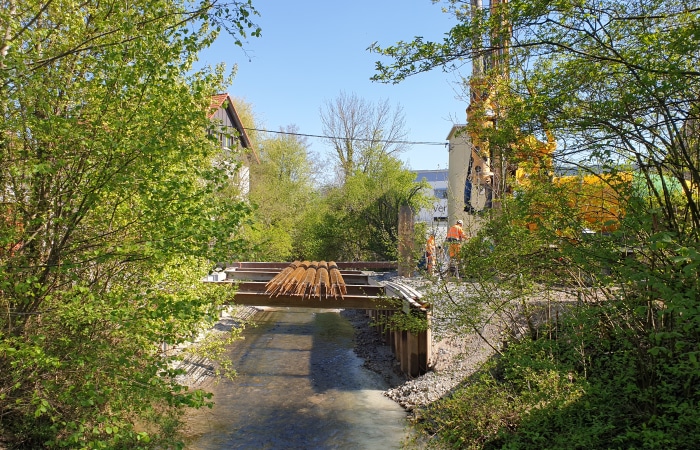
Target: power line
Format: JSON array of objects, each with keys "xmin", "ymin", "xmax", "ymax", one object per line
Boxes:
[{"xmin": 243, "ymin": 127, "xmax": 448, "ymax": 146}]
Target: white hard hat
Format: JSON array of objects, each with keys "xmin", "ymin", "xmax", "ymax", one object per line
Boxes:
[{"xmin": 457, "ymin": 220, "xmax": 463, "ymax": 225}]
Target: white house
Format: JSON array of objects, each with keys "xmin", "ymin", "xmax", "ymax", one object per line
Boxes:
[{"xmin": 209, "ymin": 93, "xmax": 259, "ymax": 198}]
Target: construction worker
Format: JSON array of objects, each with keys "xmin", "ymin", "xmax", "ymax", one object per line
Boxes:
[
  {"xmin": 446, "ymin": 219, "xmax": 467, "ymax": 277},
  {"xmin": 425, "ymin": 232, "xmax": 436, "ymax": 275}
]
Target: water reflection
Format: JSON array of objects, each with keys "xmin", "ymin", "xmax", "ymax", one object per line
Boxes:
[{"xmin": 184, "ymin": 308, "xmax": 410, "ymax": 449}]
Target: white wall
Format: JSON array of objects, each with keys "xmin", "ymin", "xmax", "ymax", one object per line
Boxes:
[{"xmin": 446, "ymin": 125, "xmax": 482, "ymax": 238}]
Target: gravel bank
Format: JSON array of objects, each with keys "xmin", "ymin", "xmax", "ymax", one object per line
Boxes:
[{"xmin": 343, "ymin": 273, "xmax": 502, "ymax": 412}]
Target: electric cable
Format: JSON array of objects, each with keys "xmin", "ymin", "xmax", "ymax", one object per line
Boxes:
[{"xmin": 243, "ymin": 127, "xmax": 448, "ymax": 146}]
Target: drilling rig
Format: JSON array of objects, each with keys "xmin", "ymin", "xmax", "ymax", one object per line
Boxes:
[
  {"xmin": 464, "ymin": 0, "xmax": 511, "ymax": 213},
  {"xmin": 461, "ymin": 0, "xmax": 627, "ymax": 233}
]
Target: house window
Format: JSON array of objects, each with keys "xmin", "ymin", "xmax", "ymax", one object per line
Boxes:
[{"xmin": 222, "ymin": 133, "xmax": 236, "ymax": 149}]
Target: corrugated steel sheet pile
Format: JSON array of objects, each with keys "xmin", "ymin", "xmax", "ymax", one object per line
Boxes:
[{"xmin": 264, "ymin": 260, "xmax": 347, "ymax": 299}]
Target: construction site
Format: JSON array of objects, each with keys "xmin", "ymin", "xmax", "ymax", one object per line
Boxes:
[{"xmin": 203, "ymin": 0, "xmax": 639, "ymax": 386}]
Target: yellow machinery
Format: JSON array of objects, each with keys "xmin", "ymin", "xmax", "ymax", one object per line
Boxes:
[
  {"xmin": 464, "ymin": 0, "xmax": 509, "ymax": 212},
  {"xmin": 464, "ymin": 0, "xmax": 630, "ymax": 233}
]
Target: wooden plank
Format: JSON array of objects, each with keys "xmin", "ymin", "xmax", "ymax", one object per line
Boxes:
[
  {"xmin": 399, "ymin": 330, "xmax": 409, "ymax": 374},
  {"xmin": 408, "ymin": 331, "xmax": 419, "ymax": 378},
  {"xmin": 398, "ymin": 205, "xmax": 414, "ymax": 277},
  {"xmin": 384, "ymin": 311, "xmax": 393, "ymax": 345},
  {"xmin": 423, "ymin": 311, "xmax": 432, "ymax": 372}
]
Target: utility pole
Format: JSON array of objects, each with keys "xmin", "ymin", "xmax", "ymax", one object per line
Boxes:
[{"xmin": 398, "ymin": 204, "xmax": 414, "ymax": 277}]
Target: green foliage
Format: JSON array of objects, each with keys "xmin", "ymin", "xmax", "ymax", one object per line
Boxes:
[
  {"xmin": 1, "ymin": 258, "xmax": 239, "ymax": 448},
  {"xmin": 421, "ymin": 171, "xmax": 700, "ymax": 448},
  {"xmin": 245, "ymin": 125, "xmax": 321, "ymax": 261},
  {"xmin": 418, "ymin": 302, "xmax": 700, "ymax": 449},
  {"xmin": 423, "ymin": 165, "xmax": 700, "ymax": 448},
  {"xmin": 0, "ymin": 0, "xmax": 258, "ymax": 446},
  {"xmin": 239, "ymin": 92, "xmax": 428, "ymax": 263},
  {"xmin": 375, "ymin": 1, "xmax": 700, "ymax": 448},
  {"xmin": 370, "ymin": 301, "xmax": 429, "ymax": 334},
  {"xmin": 302, "ymin": 153, "xmax": 431, "ymax": 261}
]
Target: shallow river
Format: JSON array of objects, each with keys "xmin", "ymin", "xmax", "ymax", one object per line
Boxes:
[{"xmin": 183, "ymin": 307, "xmax": 411, "ymax": 449}]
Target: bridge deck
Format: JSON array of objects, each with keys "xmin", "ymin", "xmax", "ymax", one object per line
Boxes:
[
  {"xmin": 213, "ymin": 262, "xmax": 416, "ymax": 310},
  {"xmin": 227, "ymin": 289, "xmax": 399, "ymax": 310},
  {"xmin": 208, "ymin": 262, "xmax": 431, "ymax": 377}
]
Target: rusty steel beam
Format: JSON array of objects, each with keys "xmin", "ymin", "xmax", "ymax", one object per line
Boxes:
[
  {"xmin": 230, "ymin": 292, "xmax": 400, "ymax": 310},
  {"xmin": 234, "ymin": 281, "xmax": 384, "ymax": 297},
  {"xmin": 224, "ymin": 261, "xmax": 397, "ymax": 271}
]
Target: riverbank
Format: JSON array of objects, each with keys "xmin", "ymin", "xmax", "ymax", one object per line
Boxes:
[
  {"xmin": 176, "ymin": 274, "xmax": 500, "ymax": 412},
  {"xmin": 342, "ymin": 273, "xmax": 500, "ymax": 413},
  {"xmin": 172, "ymin": 305, "xmax": 261, "ymax": 388}
]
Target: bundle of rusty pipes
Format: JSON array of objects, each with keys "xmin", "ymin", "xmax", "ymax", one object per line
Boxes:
[{"xmin": 264, "ymin": 261, "xmax": 347, "ymax": 299}]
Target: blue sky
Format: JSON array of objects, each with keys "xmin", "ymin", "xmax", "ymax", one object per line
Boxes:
[{"xmin": 196, "ymin": 0, "xmax": 471, "ymax": 171}]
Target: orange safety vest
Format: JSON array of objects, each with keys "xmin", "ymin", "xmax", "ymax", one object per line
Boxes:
[
  {"xmin": 446, "ymin": 224, "xmax": 466, "ymax": 242},
  {"xmin": 426, "ymin": 235, "xmax": 436, "ymax": 255},
  {"xmin": 425, "ymin": 235, "xmax": 436, "ymax": 272},
  {"xmin": 446, "ymin": 224, "xmax": 466, "ymax": 258}
]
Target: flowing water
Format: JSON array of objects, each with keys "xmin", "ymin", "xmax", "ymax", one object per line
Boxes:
[{"xmin": 183, "ymin": 307, "xmax": 411, "ymax": 449}]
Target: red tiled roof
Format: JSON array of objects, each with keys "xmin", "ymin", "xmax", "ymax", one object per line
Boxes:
[{"xmin": 209, "ymin": 93, "xmax": 230, "ymax": 117}]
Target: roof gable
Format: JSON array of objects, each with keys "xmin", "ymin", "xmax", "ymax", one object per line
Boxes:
[{"xmin": 209, "ymin": 93, "xmax": 259, "ymax": 164}]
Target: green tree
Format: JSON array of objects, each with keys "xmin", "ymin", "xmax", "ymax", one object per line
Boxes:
[
  {"xmin": 372, "ymin": 1, "xmax": 700, "ymax": 447},
  {"xmin": 0, "ymin": 0, "xmax": 259, "ymax": 447},
  {"xmin": 320, "ymin": 91, "xmax": 409, "ymax": 183},
  {"xmin": 306, "ymin": 153, "xmax": 430, "ymax": 261},
  {"xmin": 246, "ymin": 125, "xmax": 321, "ymax": 261}
]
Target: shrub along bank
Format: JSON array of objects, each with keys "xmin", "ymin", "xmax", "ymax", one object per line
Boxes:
[{"xmin": 411, "ymin": 197, "xmax": 700, "ymax": 449}]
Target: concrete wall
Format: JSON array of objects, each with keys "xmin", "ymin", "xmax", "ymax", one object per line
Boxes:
[{"xmin": 446, "ymin": 125, "xmax": 480, "ymax": 237}]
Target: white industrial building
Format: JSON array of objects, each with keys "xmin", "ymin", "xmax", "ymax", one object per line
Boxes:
[{"xmin": 413, "ymin": 169, "xmax": 449, "ymax": 240}]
